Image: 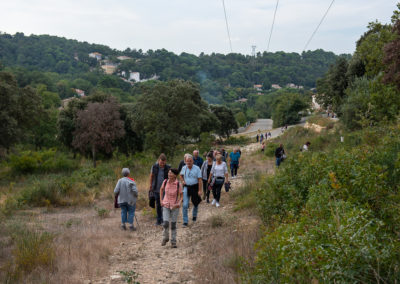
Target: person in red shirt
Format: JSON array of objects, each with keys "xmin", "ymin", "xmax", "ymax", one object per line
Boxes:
[{"xmin": 159, "ymin": 168, "xmax": 183, "ymax": 248}]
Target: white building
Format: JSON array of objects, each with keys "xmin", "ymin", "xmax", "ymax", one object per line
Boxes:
[
  {"xmin": 271, "ymin": 84, "xmax": 281, "ymax": 89},
  {"xmin": 74, "ymin": 89, "xmax": 85, "ymax": 97},
  {"xmin": 117, "ymin": 56, "xmax": 132, "ymax": 61},
  {"xmin": 89, "ymin": 52, "xmax": 102, "ymax": 61},
  {"xmin": 129, "ymin": 72, "xmax": 140, "ymax": 82}
]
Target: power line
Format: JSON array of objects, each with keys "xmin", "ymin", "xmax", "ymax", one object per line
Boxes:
[
  {"xmin": 267, "ymin": 0, "xmax": 279, "ymax": 52},
  {"xmin": 222, "ymin": 0, "xmax": 233, "ymax": 53},
  {"xmin": 303, "ymin": 0, "xmax": 335, "ymax": 52}
]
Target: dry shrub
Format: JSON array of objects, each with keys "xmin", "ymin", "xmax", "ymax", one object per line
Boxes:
[
  {"xmin": 208, "ymin": 214, "xmax": 225, "ymax": 228},
  {"xmin": 195, "ymin": 218, "xmax": 261, "ymax": 284},
  {"xmin": 13, "ymin": 230, "xmax": 55, "ymax": 273}
]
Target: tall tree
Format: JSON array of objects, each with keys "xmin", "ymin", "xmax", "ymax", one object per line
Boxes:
[
  {"xmin": 72, "ymin": 98, "xmax": 125, "ymax": 167},
  {"xmin": 210, "ymin": 105, "xmax": 238, "ymax": 138},
  {"xmin": 132, "ymin": 80, "xmax": 213, "ymax": 154},
  {"xmin": 0, "ymin": 72, "xmax": 42, "ymax": 150},
  {"xmin": 383, "ymin": 16, "xmax": 400, "ymax": 90}
]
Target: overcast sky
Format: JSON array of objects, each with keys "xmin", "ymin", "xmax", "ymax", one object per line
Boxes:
[{"xmin": 0, "ymin": 0, "xmax": 397, "ymax": 55}]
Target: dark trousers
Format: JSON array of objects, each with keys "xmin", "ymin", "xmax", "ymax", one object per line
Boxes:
[
  {"xmin": 202, "ymin": 179, "xmax": 210, "ymax": 200},
  {"xmin": 212, "ymin": 180, "xmax": 224, "ymax": 202},
  {"xmin": 231, "ymin": 163, "xmax": 238, "ymax": 176},
  {"xmin": 154, "ymin": 192, "xmax": 163, "ymax": 224}
]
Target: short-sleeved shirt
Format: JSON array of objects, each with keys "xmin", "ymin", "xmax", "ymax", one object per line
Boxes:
[
  {"xmin": 211, "ymin": 162, "xmax": 228, "ymax": 177},
  {"xmin": 230, "ymin": 152, "xmax": 241, "ymax": 164},
  {"xmin": 162, "ymin": 179, "xmax": 183, "ymax": 209},
  {"xmin": 180, "ymin": 165, "xmax": 202, "ymax": 186}
]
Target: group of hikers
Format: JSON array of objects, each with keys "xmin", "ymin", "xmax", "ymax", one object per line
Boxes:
[{"xmin": 113, "ymin": 148, "xmax": 241, "ymax": 248}]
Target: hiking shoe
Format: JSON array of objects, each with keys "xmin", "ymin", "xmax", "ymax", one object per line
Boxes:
[
  {"xmin": 155, "ymin": 222, "xmax": 162, "ymax": 226},
  {"xmin": 216, "ymin": 202, "xmax": 220, "ymax": 208},
  {"xmin": 129, "ymin": 226, "xmax": 136, "ymax": 231},
  {"xmin": 171, "ymin": 242, "xmax": 177, "ymax": 248},
  {"xmin": 206, "ymin": 198, "xmax": 210, "ymax": 203},
  {"xmin": 182, "ymin": 223, "xmax": 188, "ymax": 228},
  {"xmin": 120, "ymin": 224, "xmax": 127, "ymax": 230},
  {"xmin": 161, "ymin": 239, "xmax": 169, "ymax": 246},
  {"xmin": 211, "ymin": 199, "xmax": 216, "ymax": 205},
  {"xmin": 193, "ymin": 217, "xmax": 197, "ymax": 222}
]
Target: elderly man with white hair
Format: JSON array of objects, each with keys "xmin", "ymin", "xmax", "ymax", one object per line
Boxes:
[
  {"xmin": 114, "ymin": 168, "xmax": 138, "ymax": 231},
  {"xmin": 180, "ymin": 154, "xmax": 203, "ymax": 227}
]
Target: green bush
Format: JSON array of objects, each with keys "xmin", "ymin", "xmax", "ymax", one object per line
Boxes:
[
  {"xmin": 264, "ymin": 143, "xmax": 278, "ymax": 157},
  {"xmin": 251, "ymin": 126, "xmax": 400, "ymax": 282},
  {"xmin": 221, "ymin": 136, "xmax": 252, "ymax": 146},
  {"xmin": 9, "ymin": 149, "xmax": 77, "ymax": 174}
]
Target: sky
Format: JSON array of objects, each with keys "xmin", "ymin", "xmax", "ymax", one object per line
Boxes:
[{"xmin": 0, "ymin": 0, "xmax": 397, "ymax": 56}]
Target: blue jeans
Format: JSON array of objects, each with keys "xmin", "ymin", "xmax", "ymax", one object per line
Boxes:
[
  {"xmin": 182, "ymin": 186, "xmax": 198, "ymax": 224},
  {"xmin": 120, "ymin": 203, "xmax": 136, "ymax": 225},
  {"xmin": 276, "ymin": 157, "xmax": 282, "ymax": 167}
]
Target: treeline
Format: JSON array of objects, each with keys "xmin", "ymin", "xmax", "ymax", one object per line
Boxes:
[
  {"xmin": 316, "ymin": 6, "xmax": 400, "ymax": 129},
  {"xmin": 0, "ymin": 32, "xmax": 343, "ymax": 105},
  {"xmin": 0, "ymin": 72, "xmax": 237, "ymax": 164}
]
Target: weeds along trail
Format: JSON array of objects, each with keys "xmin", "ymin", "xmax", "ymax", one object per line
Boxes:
[{"xmin": 90, "ymin": 142, "xmax": 265, "ymax": 284}]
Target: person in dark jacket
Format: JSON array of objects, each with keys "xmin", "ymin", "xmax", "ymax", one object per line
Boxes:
[
  {"xmin": 193, "ymin": 150, "xmax": 203, "ymax": 168},
  {"xmin": 275, "ymin": 144, "xmax": 285, "ymax": 167},
  {"xmin": 149, "ymin": 153, "xmax": 171, "ymax": 225}
]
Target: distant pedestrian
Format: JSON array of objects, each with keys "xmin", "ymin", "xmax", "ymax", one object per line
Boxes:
[
  {"xmin": 268, "ymin": 132, "xmax": 272, "ymax": 138},
  {"xmin": 261, "ymin": 142, "xmax": 265, "ymax": 152},
  {"xmin": 193, "ymin": 150, "xmax": 203, "ymax": 168},
  {"xmin": 302, "ymin": 141, "xmax": 311, "ymax": 151},
  {"xmin": 208, "ymin": 154, "xmax": 229, "ymax": 208},
  {"xmin": 256, "ymin": 134, "xmax": 259, "ymax": 142},
  {"xmin": 201, "ymin": 152, "xmax": 214, "ymax": 203},
  {"xmin": 221, "ymin": 148, "xmax": 228, "ymax": 162},
  {"xmin": 260, "ymin": 134, "xmax": 264, "ymax": 144},
  {"xmin": 275, "ymin": 144, "xmax": 285, "ymax": 167},
  {"xmin": 114, "ymin": 168, "xmax": 138, "ymax": 231},
  {"xmin": 160, "ymin": 168, "xmax": 183, "ymax": 248},
  {"xmin": 180, "ymin": 155, "xmax": 202, "ymax": 227},
  {"xmin": 229, "ymin": 148, "xmax": 241, "ymax": 178},
  {"xmin": 149, "ymin": 154, "xmax": 171, "ymax": 226}
]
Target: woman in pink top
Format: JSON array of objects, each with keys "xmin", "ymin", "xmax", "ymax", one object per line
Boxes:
[{"xmin": 160, "ymin": 168, "xmax": 183, "ymax": 248}]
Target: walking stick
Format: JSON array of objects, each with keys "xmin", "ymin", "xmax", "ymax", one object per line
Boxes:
[{"xmin": 135, "ymin": 215, "xmax": 140, "ymax": 230}]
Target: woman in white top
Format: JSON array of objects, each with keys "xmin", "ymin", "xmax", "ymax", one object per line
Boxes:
[{"xmin": 207, "ymin": 154, "xmax": 229, "ymax": 207}]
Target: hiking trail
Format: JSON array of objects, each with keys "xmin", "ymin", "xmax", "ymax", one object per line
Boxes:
[{"xmin": 88, "ymin": 142, "xmax": 261, "ymax": 284}]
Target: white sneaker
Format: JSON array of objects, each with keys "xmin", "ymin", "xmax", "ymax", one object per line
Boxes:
[
  {"xmin": 216, "ymin": 202, "xmax": 220, "ymax": 208},
  {"xmin": 211, "ymin": 199, "xmax": 216, "ymax": 205}
]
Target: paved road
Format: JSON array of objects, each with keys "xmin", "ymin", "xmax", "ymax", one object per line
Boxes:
[{"xmin": 233, "ymin": 118, "xmax": 307, "ymax": 138}]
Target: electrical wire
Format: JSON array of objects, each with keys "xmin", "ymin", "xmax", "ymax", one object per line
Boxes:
[
  {"xmin": 222, "ymin": 0, "xmax": 233, "ymax": 53},
  {"xmin": 303, "ymin": 0, "xmax": 335, "ymax": 52},
  {"xmin": 267, "ymin": 0, "xmax": 279, "ymax": 52}
]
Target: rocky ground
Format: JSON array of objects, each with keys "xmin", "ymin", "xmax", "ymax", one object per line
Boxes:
[{"xmin": 89, "ymin": 143, "xmax": 263, "ymax": 284}]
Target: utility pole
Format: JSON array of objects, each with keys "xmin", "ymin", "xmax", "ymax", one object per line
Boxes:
[{"xmin": 251, "ymin": 45, "xmax": 256, "ymax": 57}]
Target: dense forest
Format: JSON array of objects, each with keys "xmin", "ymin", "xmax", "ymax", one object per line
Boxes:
[{"xmin": 0, "ymin": 32, "xmax": 343, "ymax": 105}]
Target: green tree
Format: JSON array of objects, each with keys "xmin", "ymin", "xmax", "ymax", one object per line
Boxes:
[
  {"xmin": 0, "ymin": 72, "xmax": 42, "ymax": 150},
  {"xmin": 132, "ymin": 80, "xmax": 212, "ymax": 154},
  {"xmin": 272, "ymin": 93, "xmax": 309, "ymax": 127},
  {"xmin": 210, "ymin": 105, "xmax": 238, "ymax": 138}
]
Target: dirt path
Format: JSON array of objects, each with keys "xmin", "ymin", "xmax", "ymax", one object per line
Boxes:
[{"xmin": 89, "ymin": 143, "xmax": 261, "ymax": 284}]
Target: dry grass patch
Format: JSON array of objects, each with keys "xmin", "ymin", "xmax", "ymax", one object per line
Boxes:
[{"xmin": 195, "ymin": 217, "xmax": 261, "ymax": 284}]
